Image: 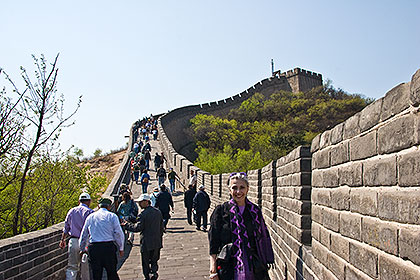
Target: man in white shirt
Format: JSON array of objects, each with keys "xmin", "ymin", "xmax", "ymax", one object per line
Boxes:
[
  {"xmin": 189, "ymin": 169, "xmax": 197, "ymax": 190},
  {"xmin": 79, "ymin": 198, "xmax": 124, "ymax": 280}
]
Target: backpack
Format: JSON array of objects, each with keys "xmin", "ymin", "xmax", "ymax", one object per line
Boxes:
[{"xmin": 142, "ymin": 176, "xmax": 149, "ymax": 183}]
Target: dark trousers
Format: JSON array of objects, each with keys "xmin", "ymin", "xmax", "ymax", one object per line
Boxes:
[
  {"xmin": 141, "ymin": 248, "xmax": 160, "ymax": 279},
  {"xmin": 186, "ymin": 206, "xmax": 193, "ymax": 225},
  {"xmin": 88, "ymin": 241, "xmax": 119, "ymax": 280},
  {"xmin": 195, "ymin": 210, "xmax": 208, "ymax": 229}
]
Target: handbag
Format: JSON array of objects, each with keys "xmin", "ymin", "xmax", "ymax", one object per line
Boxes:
[{"xmin": 216, "ymin": 243, "xmax": 234, "ymax": 280}]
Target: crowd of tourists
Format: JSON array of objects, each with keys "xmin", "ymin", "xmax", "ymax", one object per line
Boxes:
[{"xmin": 59, "ymin": 116, "xmax": 275, "ymax": 280}]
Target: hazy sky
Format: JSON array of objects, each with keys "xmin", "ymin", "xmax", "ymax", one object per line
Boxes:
[{"xmin": 1, "ymin": 1, "xmax": 419, "ymax": 156}]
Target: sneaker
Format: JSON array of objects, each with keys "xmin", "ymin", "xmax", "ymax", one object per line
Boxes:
[
  {"xmin": 201, "ymin": 227, "xmax": 207, "ymax": 232},
  {"xmin": 151, "ymin": 272, "xmax": 158, "ymax": 280},
  {"xmin": 196, "ymin": 227, "xmax": 201, "ymax": 231}
]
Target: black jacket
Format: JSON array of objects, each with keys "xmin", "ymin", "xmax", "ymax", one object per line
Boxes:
[
  {"xmin": 193, "ymin": 190, "xmax": 211, "ymax": 212},
  {"xmin": 184, "ymin": 188, "xmax": 196, "ymax": 208},
  {"xmin": 155, "ymin": 191, "xmax": 173, "ymax": 217},
  {"xmin": 125, "ymin": 206, "xmax": 164, "ymax": 252}
]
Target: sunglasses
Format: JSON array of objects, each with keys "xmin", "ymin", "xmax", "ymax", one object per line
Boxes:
[{"xmin": 229, "ymin": 172, "xmax": 248, "ymax": 180}]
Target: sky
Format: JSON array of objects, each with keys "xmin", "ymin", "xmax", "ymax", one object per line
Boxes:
[{"xmin": 1, "ymin": 0, "xmax": 419, "ymax": 156}]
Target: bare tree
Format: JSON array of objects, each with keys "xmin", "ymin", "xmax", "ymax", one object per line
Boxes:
[{"xmin": 2, "ymin": 54, "xmax": 81, "ymax": 234}]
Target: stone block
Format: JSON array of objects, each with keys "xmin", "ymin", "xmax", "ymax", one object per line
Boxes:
[
  {"xmin": 330, "ymin": 186, "xmax": 350, "ymax": 211},
  {"xmin": 322, "ymin": 207, "xmax": 340, "ymax": 232},
  {"xmin": 339, "ymin": 162, "xmax": 363, "ymax": 186},
  {"xmin": 340, "ymin": 211, "xmax": 361, "ymax": 241},
  {"xmin": 359, "ymin": 98, "xmax": 382, "ymax": 132},
  {"xmin": 380, "ymin": 83, "xmax": 411, "ymax": 121},
  {"xmin": 349, "ymin": 241, "xmax": 378, "ymax": 278},
  {"xmin": 312, "ymin": 170, "xmax": 323, "ymax": 187},
  {"xmin": 345, "ymin": 264, "xmax": 372, "ymax": 280},
  {"xmin": 379, "ymin": 252, "xmax": 420, "ymax": 280},
  {"xmin": 312, "ymin": 188, "xmax": 331, "ymax": 207},
  {"xmin": 320, "ymin": 130, "xmax": 331, "ymax": 149},
  {"xmin": 410, "ymin": 68, "xmax": 420, "ymax": 105},
  {"xmin": 330, "ymin": 123, "xmax": 344, "ymax": 145},
  {"xmin": 312, "ymin": 204, "xmax": 323, "ymax": 224},
  {"xmin": 312, "ymin": 147, "xmax": 330, "ymax": 169},
  {"xmin": 319, "ymin": 225, "xmax": 331, "ymax": 249},
  {"xmin": 343, "ymin": 113, "xmax": 361, "ymax": 140},
  {"xmin": 378, "ymin": 187, "xmax": 420, "ymax": 224},
  {"xmin": 382, "ymin": 114, "xmax": 420, "ymax": 156},
  {"xmin": 399, "ymin": 224, "xmax": 420, "ymax": 266},
  {"xmin": 330, "ymin": 142, "xmax": 349, "ymax": 166},
  {"xmin": 349, "ymin": 131, "xmax": 377, "ymax": 161},
  {"xmin": 312, "ymin": 239, "xmax": 328, "ymax": 267},
  {"xmin": 311, "ymin": 133, "xmax": 321, "ymax": 153},
  {"xmin": 350, "ymin": 187, "xmax": 378, "ymax": 216},
  {"xmin": 398, "ymin": 148, "xmax": 420, "ymax": 186},
  {"xmin": 361, "ymin": 216, "xmax": 398, "ymax": 255},
  {"xmin": 323, "ymin": 167, "xmax": 339, "ymax": 187},
  {"xmin": 312, "ymin": 222, "xmax": 321, "ymax": 241},
  {"xmin": 363, "ymin": 156, "xmax": 397, "ymax": 186},
  {"xmin": 330, "ymin": 232, "xmax": 349, "ymax": 262},
  {"xmin": 327, "ymin": 251, "xmax": 346, "ymax": 280}
]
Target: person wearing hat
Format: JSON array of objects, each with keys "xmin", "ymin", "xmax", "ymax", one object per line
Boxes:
[
  {"xmin": 79, "ymin": 197, "xmax": 125, "ymax": 280},
  {"xmin": 193, "ymin": 185, "xmax": 211, "ymax": 231},
  {"xmin": 59, "ymin": 192, "xmax": 94, "ymax": 280},
  {"xmin": 123, "ymin": 194, "xmax": 164, "ymax": 280},
  {"xmin": 150, "ymin": 186, "xmax": 160, "ymax": 207}
]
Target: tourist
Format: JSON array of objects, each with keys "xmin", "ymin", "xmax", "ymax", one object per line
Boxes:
[
  {"xmin": 59, "ymin": 193, "xmax": 93, "ymax": 280},
  {"xmin": 154, "ymin": 152, "xmax": 161, "ymax": 171},
  {"xmin": 123, "ymin": 194, "xmax": 164, "ymax": 280},
  {"xmin": 156, "ymin": 164, "xmax": 167, "ymax": 186},
  {"xmin": 117, "ymin": 192, "xmax": 139, "ymax": 245},
  {"xmin": 140, "ymin": 170, "xmax": 150, "ymax": 194},
  {"xmin": 208, "ymin": 172, "xmax": 274, "ymax": 280},
  {"xmin": 193, "ymin": 185, "xmax": 211, "ymax": 231},
  {"xmin": 167, "ymin": 168, "xmax": 179, "ymax": 193},
  {"xmin": 79, "ymin": 198, "xmax": 125, "ymax": 280},
  {"xmin": 189, "ymin": 169, "xmax": 197, "ymax": 190},
  {"xmin": 155, "ymin": 184, "xmax": 174, "ymax": 230},
  {"xmin": 183, "ymin": 184, "xmax": 196, "ymax": 225},
  {"xmin": 150, "ymin": 186, "xmax": 160, "ymax": 207}
]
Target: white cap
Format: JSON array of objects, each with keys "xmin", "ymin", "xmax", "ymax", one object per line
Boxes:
[
  {"xmin": 79, "ymin": 193, "xmax": 91, "ymax": 200},
  {"xmin": 199, "ymin": 185, "xmax": 205, "ymax": 190},
  {"xmin": 135, "ymin": 194, "xmax": 151, "ymax": 202}
]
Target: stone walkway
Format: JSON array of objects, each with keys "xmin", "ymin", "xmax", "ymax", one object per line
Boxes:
[{"xmin": 115, "ymin": 138, "xmax": 210, "ymax": 280}]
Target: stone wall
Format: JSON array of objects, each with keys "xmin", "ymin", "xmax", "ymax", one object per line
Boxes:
[
  {"xmin": 160, "ymin": 68, "xmax": 322, "ymax": 162},
  {"xmin": 159, "ymin": 68, "xmax": 420, "ymax": 279}
]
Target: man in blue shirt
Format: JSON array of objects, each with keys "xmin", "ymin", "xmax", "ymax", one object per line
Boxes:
[{"xmin": 79, "ymin": 198, "xmax": 125, "ymax": 280}]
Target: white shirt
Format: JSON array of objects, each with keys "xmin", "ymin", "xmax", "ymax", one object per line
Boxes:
[
  {"xmin": 189, "ymin": 174, "xmax": 197, "ymax": 186},
  {"xmin": 79, "ymin": 208, "xmax": 125, "ymax": 251}
]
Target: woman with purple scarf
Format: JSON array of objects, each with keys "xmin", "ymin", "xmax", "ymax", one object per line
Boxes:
[{"xmin": 208, "ymin": 172, "xmax": 274, "ymax": 280}]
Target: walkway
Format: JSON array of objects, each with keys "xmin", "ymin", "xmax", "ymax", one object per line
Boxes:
[{"xmin": 115, "ymin": 138, "xmax": 210, "ymax": 280}]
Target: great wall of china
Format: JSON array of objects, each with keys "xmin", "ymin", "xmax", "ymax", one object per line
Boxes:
[{"xmin": 1, "ymin": 67, "xmax": 419, "ymax": 280}]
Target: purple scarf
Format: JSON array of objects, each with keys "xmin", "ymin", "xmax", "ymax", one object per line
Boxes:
[{"xmin": 229, "ymin": 199, "xmax": 274, "ymax": 279}]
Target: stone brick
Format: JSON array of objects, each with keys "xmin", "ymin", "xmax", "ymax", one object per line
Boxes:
[
  {"xmin": 330, "ymin": 186, "xmax": 350, "ymax": 211},
  {"xmin": 312, "ymin": 188, "xmax": 330, "ymax": 207},
  {"xmin": 380, "ymin": 82, "xmax": 411, "ymax": 121},
  {"xmin": 322, "ymin": 207, "xmax": 340, "ymax": 232},
  {"xmin": 349, "ymin": 241, "xmax": 378, "ymax": 278},
  {"xmin": 350, "ymin": 187, "xmax": 378, "ymax": 216},
  {"xmin": 339, "ymin": 162, "xmax": 363, "ymax": 186},
  {"xmin": 363, "ymin": 156, "xmax": 397, "ymax": 186},
  {"xmin": 320, "ymin": 130, "xmax": 331, "ymax": 149},
  {"xmin": 327, "ymin": 251, "xmax": 346, "ymax": 280},
  {"xmin": 345, "ymin": 264, "xmax": 372, "ymax": 280},
  {"xmin": 378, "ymin": 187, "xmax": 420, "ymax": 224},
  {"xmin": 330, "ymin": 232, "xmax": 349, "ymax": 262},
  {"xmin": 349, "ymin": 131, "xmax": 377, "ymax": 160},
  {"xmin": 312, "ymin": 147, "xmax": 330, "ymax": 169},
  {"xmin": 359, "ymin": 98, "xmax": 382, "ymax": 132},
  {"xmin": 340, "ymin": 211, "xmax": 361, "ymax": 241},
  {"xmin": 319, "ymin": 225, "xmax": 331, "ymax": 249},
  {"xmin": 343, "ymin": 113, "xmax": 361, "ymax": 140},
  {"xmin": 410, "ymin": 69, "xmax": 420, "ymax": 106},
  {"xmin": 330, "ymin": 142, "xmax": 349, "ymax": 166},
  {"xmin": 361, "ymin": 216, "xmax": 398, "ymax": 255},
  {"xmin": 312, "ymin": 222, "xmax": 321, "ymax": 241},
  {"xmin": 329, "ymin": 123, "xmax": 343, "ymax": 145},
  {"xmin": 379, "ymin": 252, "xmax": 420, "ymax": 280},
  {"xmin": 312, "ymin": 204, "xmax": 323, "ymax": 224},
  {"xmin": 312, "ymin": 170, "xmax": 323, "ymax": 187},
  {"xmin": 399, "ymin": 225, "xmax": 420, "ymax": 266},
  {"xmin": 312, "ymin": 239, "xmax": 328, "ymax": 267},
  {"xmin": 323, "ymin": 167, "xmax": 339, "ymax": 187},
  {"xmin": 311, "ymin": 133, "xmax": 321, "ymax": 153},
  {"xmin": 378, "ymin": 113, "xmax": 418, "ymax": 154},
  {"xmin": 398, "ymin": 148, "xmax": 420, "ymax": 186}
]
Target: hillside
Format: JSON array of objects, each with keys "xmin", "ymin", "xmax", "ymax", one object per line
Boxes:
[{"xmin": 81, "ymin": 149, "xmax": 126, "ymax": 182}]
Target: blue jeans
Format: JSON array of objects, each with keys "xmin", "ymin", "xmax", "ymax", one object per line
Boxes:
[
  {"xmin": 158, "ymin": 177, "xmax": 165, "ymax": 186},
  {"xmin": 169, "ymin": 179, "xmax": 175, "ymax": 192},
  {"xmin": 142, "ymin": 183, "xmax": 148, "ymax": 193},
  {"xmin": 145, "ymin": 160, "xmax": 149, "ymax": 170}
]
